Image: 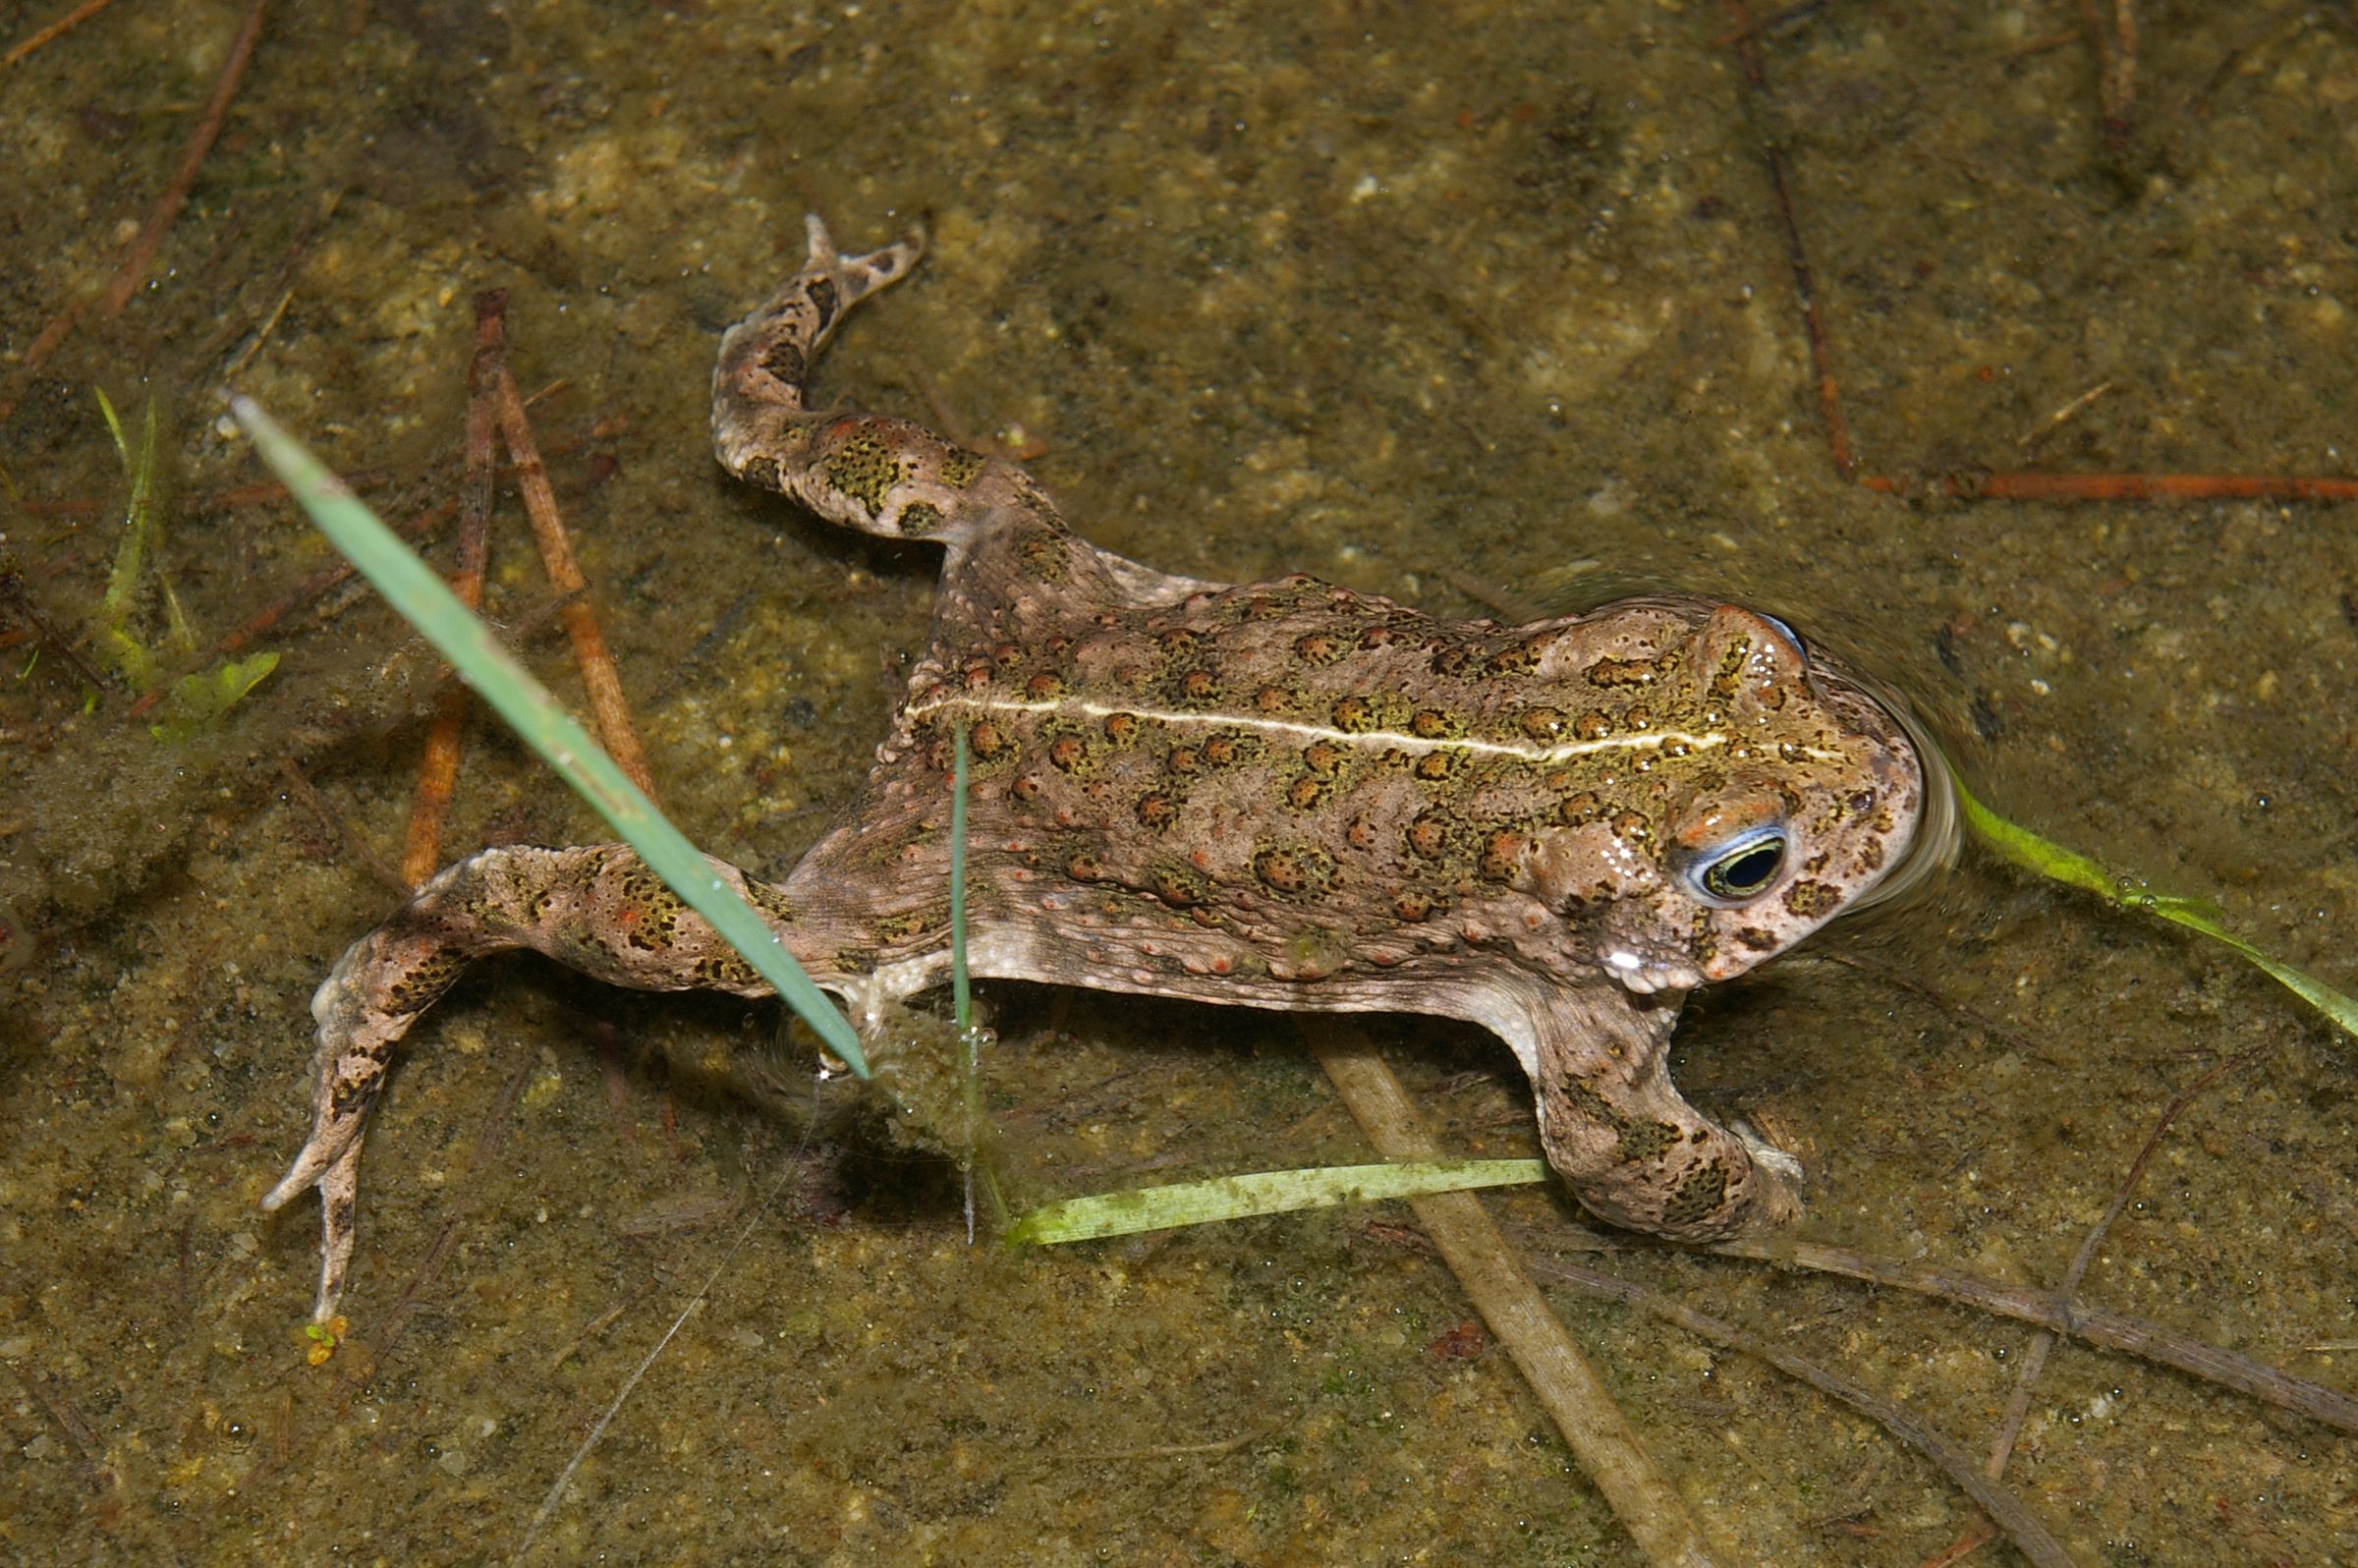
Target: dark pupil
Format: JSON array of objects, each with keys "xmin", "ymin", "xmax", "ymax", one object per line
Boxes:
[{"xmin": 1708, "ymin": 842, "xmax": 1783, "ymax": 898}]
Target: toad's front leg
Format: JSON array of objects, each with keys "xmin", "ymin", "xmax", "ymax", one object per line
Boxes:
[
  {"xmin": 261, "ymin": 844, "xmax": 850, "ymax": 1324},
  {"xmin": 1522, "ymin": 983, "xmax": 1804, "ymax": 1243}
]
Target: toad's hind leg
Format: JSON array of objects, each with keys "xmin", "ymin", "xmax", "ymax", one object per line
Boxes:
[
  {"xmin": 261, "ymin": 844, "xmax": 840, "ymax": 1323},
  {"xmin": 712, "ymin": 216, "xmax": 1072, "ymax": 564}
]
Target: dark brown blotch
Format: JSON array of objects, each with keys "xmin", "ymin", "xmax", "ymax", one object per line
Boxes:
[
  {"xmin": 938, "ymin": 447, "xmax": 986, "ymax": 488},
  {"xmin": 759, "ymin": 339, "xmax": 807, "ymax": 387},
  {"xmin": 1292, "ymin": 630, "xmax": 1351, "ymax": 666},
  {"xmin": 1782, "ymin": 879, "xmax": 1840, "ymax": 918},
  {"xmin": 806, "ymin": 275, "xmax": 839, "ymax": 330}
]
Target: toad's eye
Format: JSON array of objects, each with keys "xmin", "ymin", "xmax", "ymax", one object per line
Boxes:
[{"xmin": 1688, "ymin": 828, "xmax": 1787, "ymax": 904}]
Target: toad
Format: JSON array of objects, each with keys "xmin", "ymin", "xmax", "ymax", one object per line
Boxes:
[{"xmin": 265, "ymin": 220, "xmax": 1940, "ymax": 1322}]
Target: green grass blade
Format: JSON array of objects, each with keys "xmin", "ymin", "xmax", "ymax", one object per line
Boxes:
[
  {"xmin": 1949, "ymin": 760, "xmax": 2355, "ymax": 1045},
  {"xmin": 1952, "ymin": 773, "xmax": 2114, "ymax": 901},
  {"xmin": 950, "ymin": 722, "xmax": 989, "ymax": 1240},
  {"xmin": 232, "ymin": 397, "xmax": 870, "ymax": 1078},
  {"xmin": 950, "ymin": 723, "xmax": 973, "ymax": 1033},
  {"xmin": 1008, "ymin": 1159, "xmax": 1548, "ymax": 1246}
]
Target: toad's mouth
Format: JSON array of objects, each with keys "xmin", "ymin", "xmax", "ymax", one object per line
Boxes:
[{"xmin": 1601, "ymin": 948, "xmax": 1706, "ymax": 996}]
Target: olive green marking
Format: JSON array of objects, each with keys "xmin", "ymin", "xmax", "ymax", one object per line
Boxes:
[
  {"xmin": 939, "ymin": 447, "xmax": 987, "ymax": 487},
  {"xmin": 693, "ymin": 952, "xmax": 762, "ymax": 988},
  {"xmin": 1662, "ymin": 1158, "xmax": 1731, "ymax": 1229},
  {"xmin": 1146, "ymin": 861, "xmax": 1215, "ymax": 908},
  {"xmin": 745, "ymin": 880, "xmax": 797, "ymax": 925},
  {"xmin": 823, "ymin": 429, "xmax": 902, "ymax": 519},
  {"xmin": 1039, "ymin": 719, "xmax": 1107, "ymax": 777},
  {"xmin": 1015, "ymin": 527, "xmax": 1071, "ymax": 583},
  {"xmin": 611, "ymin": 862, "xmax": 688, "ymax": 951},
  {"xmin": 1197, "ymin": 729, "xmax": 1263, "ymax": 768},
  {"xmin": 871, "ymin": 904, "xmax": 950, "ymax": 947},
  {"xmin": 1556, "ymin": 1078, "xmax": 1683, "ymax": 1167},
  {"xmin": 1709, "ymin": 637, "xmax": 1752, "ymax": 703}
]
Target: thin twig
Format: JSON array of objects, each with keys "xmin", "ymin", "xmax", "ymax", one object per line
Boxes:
[
  {"xmin": 492, "ymin": 365, "xmax": 659, "ymax": 802},
  {"xmin": 2105, "ymin": 0, "xmax": 2139, "ymax": 149},
  {"xmin": 218, "ymin": 285, "xmax": 296, "ymax": 386},
  {"xmin": 100, "ymin": 0, "xmax": 269, "ymax": 314},
  {"xmin": 18, "ymin": 466, "xmax": 402, "ymax": 520},
  {"xmin": 2016, "ymin": 380, "xmax": 2114, "ymax": 451},
  {"xmin": 1810, "ymin": 950, "xmax": 2056, "ymax": 1062},
  {"xmin": 402, "ymin": 291, "xmax": 507, "ymax": 888},
  {"xmin": 1436, "ymin": 568, "xmax": 1546, "ymax": 624},
  {"xmin": 0, "ymin": 0, "xmax": 268, "ymax": 423},
  {"xmin": 1985, "ymin": 1048, "xmax": 2255, "ymax": 1477},
  {"xmin": 1718, "ymin": 0, "xmax": 1856, "ymax": 479},
  {"xmin": 1860, "ymin": 471, "xmax": 2358, "ymax": 503},
  {"xmin": 513, "ymin": 1113, "xmax": 834, "ymax": 1561},
  {"xmin": 1508, "ymin": 1251, "xmax": 2074, "ymax": 1568},
  {"xmin": 1709, "ymin": 0, "xmax": 1833, "ymax": 48},
  {"xmin": 1708, "ymin": 1236, "xmax": 2358, "ymax": 1432},
  {"xmin": 544, "ymin": 1280, "xmax": 654, "ymax": 1373},
  {"xmin": 277, "ymin": 756, "xmax": 408, "ymax": 897},
  {"xmin": 1048, "ymin": 1416, "xmax": 1293, "ymax": 1464},
  {"xmin": 0, "ymin": 569, "xmax": 111, "ymax": 689},
  {"xmin": 2074, "ymin": 0, "xmax": 2137, "ymax": 158},
  {"xmin": 1913, "ymin": 1519, "xmax": 1996, "ymax": 1568},
  {"xmin": 4, "ymin": 1354, "xmax": 115, "ymax": 1488},
  {"xmin": 1, "ymin": 0, "xmax": 122, "ymax": 69},
  {"xmin": 332, "ymin": 1056, "xmax": 535, "ymax": 1399},
  {"xmin": 2000, "ymin": 28, "xmax": 2084, "ymax": 62},
  {"xmin": 1308, "ymin": 1026, "xmax": 1721, "ymax": 1568}
]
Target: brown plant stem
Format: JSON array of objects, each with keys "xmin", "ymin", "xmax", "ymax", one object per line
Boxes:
[
  {"xmin": 1, "ymin": 0, "xmax": 123, "ymax": 69},
  {"xmin": 492, "ymin": 364, "xmax": 658, "ymax": 802},
  {"xmin": 401, "ymin": 291, "xmax": 507, "ymax": 887},
  {"xmin": 1309, "ymin": 1027, "xmax": 1721, "ymax": 1568},
  {"xmin": 102, "ymin": 0, "xmax": 268, "ymax": 314}
]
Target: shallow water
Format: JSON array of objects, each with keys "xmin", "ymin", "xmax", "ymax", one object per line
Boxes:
[{"xmin": 2, "ymin": 3, "xmax": 2353, "ymax": 1563}]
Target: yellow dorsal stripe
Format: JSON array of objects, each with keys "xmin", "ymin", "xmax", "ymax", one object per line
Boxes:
[{"xmin": 906, "ymin": 692, "xmax": 1846, "ymax": 766}]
